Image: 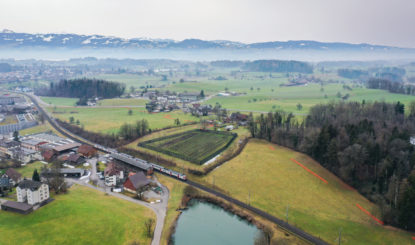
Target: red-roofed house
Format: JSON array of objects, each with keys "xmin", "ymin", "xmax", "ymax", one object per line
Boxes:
[{"xmin": 77, "ymin": 145, "xmax": 97, "ymax": 158}]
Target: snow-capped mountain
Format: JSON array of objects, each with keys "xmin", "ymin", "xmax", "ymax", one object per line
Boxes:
[{"xmin": 0, "ymin": 29, "xmax": 409, "ymax": 51}]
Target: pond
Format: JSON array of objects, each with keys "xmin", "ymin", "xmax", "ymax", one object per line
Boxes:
[{"xmin": 172, "ymin": 200, "xmax": 261, "ymax": 245}]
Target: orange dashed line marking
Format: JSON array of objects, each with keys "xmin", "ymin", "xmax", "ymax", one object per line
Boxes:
[
  {"xmin": 290, "ymin": 158, "xmax": 328, "ymax": 184},
  {"xmin": 356, "ymin": 203, "xmax": 384, "ymax": 225},
  {"xmin": 269, "ymin": 145, "xmax": 275, "ymax": 151}
]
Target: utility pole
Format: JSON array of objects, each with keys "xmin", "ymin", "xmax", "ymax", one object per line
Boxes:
[
  {"xmin": 286, "ymin": 205, "xmax": 289, "ymax": 223},
  {"xmin": 338, "ymin": 228, "xmax": 342, "ymax": 245}
]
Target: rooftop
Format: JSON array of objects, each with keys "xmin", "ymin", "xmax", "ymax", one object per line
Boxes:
[
  {"xmin": 18, "ymin": 179, "xmax": 43, "ymax": 191},
  {"xmin": 2, "ymin": 200, "xmax": 32, "ymax": 211}
]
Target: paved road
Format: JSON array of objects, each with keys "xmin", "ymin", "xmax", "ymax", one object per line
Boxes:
[{"xmin": 24, "ymin": 92, "xmax": 329, "ymax": 245}]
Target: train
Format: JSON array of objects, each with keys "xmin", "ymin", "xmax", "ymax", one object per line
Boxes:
[{"xmin": 93, "ymin": 144, "xmax": 187, "ymax": 181}]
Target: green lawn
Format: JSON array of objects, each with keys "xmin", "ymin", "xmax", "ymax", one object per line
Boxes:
[
  {"xmin": 98, "ymin": 98, "xmax": 148, "ymax": 106},
  {"xmin": 17, "ymin": 161, "xmax": 48, "ymax": 178},
  {"xmin": 40, "ymin": 96, "xmax": 78, "ymax": 107},
  {"xmin": 140, "ymin": 130, "xmax": 236, "ymax": 164},
  {"xmin": 0, "ymin": 185, "xmax": 155, "ymax": 245},
  {"xmin": 47, "ymin": 107, "xmax": 198, "ymax": 134},
  {"xmin": 201, "ymin": 139, "xmax": 414, "ymax": 245}
]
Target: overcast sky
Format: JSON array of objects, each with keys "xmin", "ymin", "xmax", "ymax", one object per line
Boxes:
[{"xmin": 1, "ymin": 0, "xmax": 414, "ymax": 47}]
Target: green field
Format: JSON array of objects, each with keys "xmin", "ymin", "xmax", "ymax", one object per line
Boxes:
[
  {"xmin": 201, "ymin": 139, "xmax": 414, "ymax": 244},
  {"xmin": 17, "ymin": 161, "xmax": 48, "ymax": 178},
  {"xmin": 98, "ymin": 98, "xmax": 147, "ymax": 106},
  {"xmin": 0, "ymin": 185, "xmax": 155, "ymax": 245},
  {"xmin": 140, "ymin": 130, "xmax": 236, "ymax": 164},
  {"xmin": 41, "ymin": 96, "xmax": 78, "ymax": 106},
  {"xmin": 47, "ymin": 107, "xmax": 198, "ymax": 134},
  {"xmin": 203, "ymin": 83, "xmax": 415, "ymax": 114}
]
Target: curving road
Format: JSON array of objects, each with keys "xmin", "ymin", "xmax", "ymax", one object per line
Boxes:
[
  {"xmin": 67, "ymin": 178, "xmax": 168, "ymax": 245},
  {"xmin": 24, "ymin": 92, "xmax": 329, "ymax": 245}
]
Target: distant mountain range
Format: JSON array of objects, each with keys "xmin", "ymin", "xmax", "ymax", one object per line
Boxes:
[{"xmin": 0, "ymin": 29, "xmax": 410, "ymax": 51}]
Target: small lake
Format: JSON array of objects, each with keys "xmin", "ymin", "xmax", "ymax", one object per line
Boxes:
[{"xmin": 172, "ymin": 200, "xmax": 260, "ymax": 245}]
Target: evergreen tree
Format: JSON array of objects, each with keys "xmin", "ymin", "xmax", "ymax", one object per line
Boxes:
[{"xmin": 32, "ymin": 169, "xmax": 40, "ymax": 182}]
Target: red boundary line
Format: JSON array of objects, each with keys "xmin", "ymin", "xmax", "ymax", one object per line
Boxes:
[
  {"xmin": 290, "ymin": 158, "xmax": 328, "ymax": 184},
  {"xmin": 356, "ymin": 203, "xmax": 384, "ymax": 225}
]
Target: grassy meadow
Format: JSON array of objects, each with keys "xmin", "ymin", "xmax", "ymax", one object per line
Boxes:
[
  {"xmin": 0, "ymin": 185, "xmax": 155, "ymax": 245},
  {"xmin": 201, "ymin": 139, "xmax": 414, "ymax": 245},
  {"xmin": 17, "ymin": 161, "xmax": 48, "ymax": 178},
  {"xmin": 47, "ymin": 107, "xmax": 198, "ymax": 134},
  {"xmin": 41, "ymin": 96, "xmax": 78, "ymax": 107},
  {"xmin": 156, "ymin": 174, "xmax": 307, "ymax": 245}
]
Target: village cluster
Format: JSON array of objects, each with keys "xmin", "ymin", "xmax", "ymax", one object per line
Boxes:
[{"xmin": 0, "ymin": 130, "xmax": 159, "ymax": 215}]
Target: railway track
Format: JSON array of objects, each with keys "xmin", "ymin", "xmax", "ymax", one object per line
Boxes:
[{"xmin": 25, "ymin": 92, "xmax": 330, "ymax": 245}]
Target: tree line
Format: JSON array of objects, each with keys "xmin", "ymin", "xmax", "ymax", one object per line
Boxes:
[
  {"xmin": 36, "ymin": 78, "xmax": 125, "ymax": 99},
  {"xmin": 367, "ymin": 78, "xmax": 415, "ymax": 95},
  {"xmin": 243, "ymin": 60, "xmax": 313, "ymax": 74},
  {"xmin": 247, "ymin": 101, "xmax": 415, "ymax": 231}
]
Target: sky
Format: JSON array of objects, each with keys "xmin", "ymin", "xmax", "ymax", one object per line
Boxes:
[{"xmin": 0, "ymin": 0, "xmax": 414, "ymax": 48}]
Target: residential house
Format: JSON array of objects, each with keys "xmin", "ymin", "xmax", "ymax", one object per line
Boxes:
[
  {"xmin": 66, "ymin": 154, "xmax": 84, "ymax": 165},
  {"xmin": 3, "ymin": 168, "xmax": 22, "ymax": 186},
  {"xmin": 42, "ymin": 150, "xmax": 55, "ymax": 162},
  {"xmin": 77, "ymin": 145, "xmax": 97, "ymax": 158},
  {"xmin": 11, "ymin": 148, "xmax": 42, "ymax": 164},
  {"xmin": 16, "ymin": 180, "xmax": 49, "ymax": 205},
  {"xmin": 104, "ymin": 162, "xmax": 124, "ymax": 187},
  {"xmin": 0, "ymin": 177, "xmax": 11, "ymax": 197},
  {"xmin": 0, "ymin": 139, "xmax": 20, "ymax": 158},
  {"xmin": 123, "ymin": 172, "xmax": 150, "ymax": 193}
]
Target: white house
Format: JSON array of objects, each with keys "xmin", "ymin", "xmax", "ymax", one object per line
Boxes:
[{"xmin": 16, "ymin": 180, "xmax": 49, "ymax": 205}]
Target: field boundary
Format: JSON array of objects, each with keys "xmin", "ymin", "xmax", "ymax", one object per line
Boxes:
[{"xmin": 139, "ymin": 129, "xmax": 237, "ymax": 165}]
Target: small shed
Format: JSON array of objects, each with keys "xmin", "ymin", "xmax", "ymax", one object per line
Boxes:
[{"xmin": 1, "ymin": 200, "xmax": 33, "ymax": 214}]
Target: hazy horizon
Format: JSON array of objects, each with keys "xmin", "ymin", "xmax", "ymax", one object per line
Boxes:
[{"xmin": 1, "ymin": 0, "xmax": 415, "ymax": 48}]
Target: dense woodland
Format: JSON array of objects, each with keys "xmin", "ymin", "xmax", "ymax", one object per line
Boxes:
[
  {"xmin": 37, "ymin": 78, "xmax": 125, "ymax": 99},
  {"xmin": 367, "ymin": 78, "xmax": 415, "ymax": 95},
  {"xmin": 243, "ymin": 60, "xmax": 313, "ymax": 73},
  {"xmin": 247, "ymin": 101, "xmax": 415, "ymax": 230},
  {"xmin": 337, "ymin": 68, "xmax": 368, "ymax": 79}
]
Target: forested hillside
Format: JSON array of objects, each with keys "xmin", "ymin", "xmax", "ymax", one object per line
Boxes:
[
  {"xmin": 247, "ymin": 101, "xmax": 415, "ymax": 230},
  {"xmin": 37, "ymin": 78, "xmax": 125, "ymax": 99},
  {"xmin": 243, "ymin": 60, "xmax": 313, "ymax": 73}
]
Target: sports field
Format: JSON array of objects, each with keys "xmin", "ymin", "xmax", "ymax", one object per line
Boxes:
[
  {"xmin": 202, "ymin": 139, "xmax": 414, "ymax": 244},
  {"xmin": 140, "ymin": 130, "xmax": 236, "ymax": 164},
  {"xmin": 0, "ymin": 185, "xmax": 155, "ymax": 245},
  {"xmin": 47, "ymin": 107, "xmax": 198, "ymax": 134}
]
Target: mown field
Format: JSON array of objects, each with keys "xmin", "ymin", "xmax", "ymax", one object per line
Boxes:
[
  {"xmin": 140, "ymin": 130, "xmax": 236, "ymax": 164},
  {"xmin": 0, "ymin": 185, "xmax": 155, "ymax": 245},
  {"xmin": 46, "ymin": 107, "xmax": 198, "ymax": 134},
  {"xmin": 201, "ymin": 139, "xmax": 414, "ymax": 245}
]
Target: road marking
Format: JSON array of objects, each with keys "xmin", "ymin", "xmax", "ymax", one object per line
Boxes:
[
  {"xmin": 356, "ymin": 203, "xmax": 384, "ymax": 225},
  {"xmin": 291, "ymin": 158, "xmax": 328, "ymax": 184}
]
